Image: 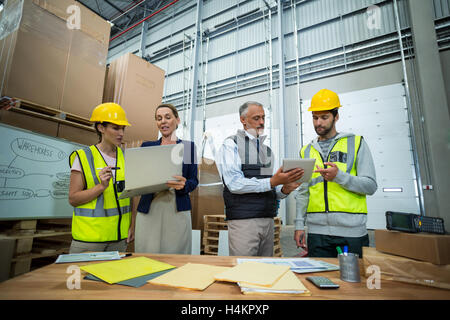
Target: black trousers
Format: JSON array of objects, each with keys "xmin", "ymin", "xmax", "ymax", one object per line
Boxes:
[{"xmin": 307, "ymin": 233, "xmax": 369, "ymax": 258}]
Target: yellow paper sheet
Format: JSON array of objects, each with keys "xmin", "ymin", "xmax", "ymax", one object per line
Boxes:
[
  {"xmin": 148, "ymin": 263, "xmax": 230, "ymax": 291},
  {"xmin": 80, "ymin": 257, "xmax": 175, "ymax": 284},
  {"xmin": 239, "ymin": 270, "xmax": 312, "ymax": 296},
  {"xmin": 213, "ymin": 261, "xmax": 290, "ymax": 287}
]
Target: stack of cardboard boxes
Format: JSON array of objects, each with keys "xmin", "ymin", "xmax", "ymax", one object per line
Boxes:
[
  {"xmin": 363, "ymin": 230, "xmax": 450, "ymax": 289},
  {"xmin": 190, "ymin": 158, "xmax": 225, "ymax": 240},
  {"xmin": 0, "ymin": 0, "xmax": 165, "ymax": 147},
  {"xmin": 0, "ymin": 0, "xmax": 111, "ymax": 145},
  {"xmin": 103, "ymin": 52, "xmax": 165, "ymax": 146}
]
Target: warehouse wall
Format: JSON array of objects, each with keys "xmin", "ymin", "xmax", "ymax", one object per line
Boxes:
[
  {"xmin": 297, "ymin": 60, "xmax": 403, "ymax": 97},
  {"xmin": 202, "ymin": 58, "xmax": 405, "ymax": 148},
  {"xmin": 107, "ymin": 0, "xmax": 420, "ymax": 105},
  {"xmin": 440, "ymin": 49, "xmax": 450, "ymax": 116},
  {"xmin": 107, "ymin": 0, "xmax": 449, "ymax": 116}
]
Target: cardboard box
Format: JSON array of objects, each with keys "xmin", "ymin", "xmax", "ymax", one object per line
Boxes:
[
  {"xmin": 363, "ymin": 247, "xmax": 450, "ymax": 290},
  {"xmin": 0, "ymin": 0, "xmax": 110, "ymax": 117},
  {"xmin": 0, "ymin": 109, "xmax": 97, "ymax": 146},
  {"xmin": 0, "ymin": 0, "xmax": 70, "ymax": 109},
  {"xmin": 375, "ymin": 229, "xmax": 450, "ymax": 265},
  {"xmin": 0, "ymin": 110, "xmax": 59, "ymax": 137},
  {"xmin": 0, "ymin": 239, "xmax": 15, "ymax": 283},
  {"xmin": 190, "ymin": 185, "xmax": 225, "ymax": 231},
  {"xmin": 190, "ymin": 158, "xmax": 225, "ymax": 231},
  {"xmin": 103, "ymin": 53, "xmax": 165, "ymax": 145},
  {"xmin": 57, "ymin": 124, "xmax": 98, "ymax": 146},
  {"xmin": 197, "ymin": 158, "xmax": 223, "ymax": 184},
  {"xmin": 61, "ymin": 30, "xmax": 109, "ymax": 118}
]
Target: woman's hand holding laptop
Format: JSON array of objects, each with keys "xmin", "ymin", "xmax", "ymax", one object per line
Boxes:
[{"xmin": 167, "ymin": 175, "xmax": 187, "ymax": 190}]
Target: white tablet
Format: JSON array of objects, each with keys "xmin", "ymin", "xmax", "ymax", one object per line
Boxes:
[{"xmin": 282, "ymin": 158, "xmax": 316, "ymax": 184}]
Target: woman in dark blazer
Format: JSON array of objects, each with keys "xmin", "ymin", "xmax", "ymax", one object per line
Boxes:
[{"xmin": 129, "ymin": 104, "xmax": 198, "ymax": 254}]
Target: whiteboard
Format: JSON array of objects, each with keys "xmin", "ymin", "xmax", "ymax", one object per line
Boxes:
[
  {"xmin": 0, "ymin": 123, "xmax": 85, "ymax": 220},
  {"xmin": 301, "ymin": 83, "xmax": 420, "ymax": 229}
]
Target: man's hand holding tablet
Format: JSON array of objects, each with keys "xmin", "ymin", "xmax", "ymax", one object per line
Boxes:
[{"xmin": 282, "ymin": 159, "xmax": 316, "ymax": 184}]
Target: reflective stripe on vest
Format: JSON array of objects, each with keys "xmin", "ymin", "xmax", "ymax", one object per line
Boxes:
[
  {"xmin": 70, "ymin": 146, "xmax": 131, "ymax": 242},
  {"xmin": 301, "ymin": 135, "xmax": 367, "ymax": 215}
]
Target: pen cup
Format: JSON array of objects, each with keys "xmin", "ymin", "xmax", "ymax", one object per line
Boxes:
[{"xmin": 338, "ymin": 253, "xmax": 361, "ymax": 283}]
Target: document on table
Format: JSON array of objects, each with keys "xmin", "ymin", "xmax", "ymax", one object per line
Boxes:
[
  {"xmin": 148, "ymin": 263, "xmax": 230, "ymax": 291},
  {"xmin": 236, "ymin": 258, "xmax": 339, "ymax": 274},
  {"xmin": 55, "ymin": 251, "xmax": 121, "ymax": 264},
  {"xmin": 214, "ymin": 261, "xmax": 290, "ymax": 287},
  {"xmin": 238, "ymin": 270, "xmax": 312, "ymax": 296},
  {"xmin": 80, "ymin": 257, "xmax": 176, "ymax": 284},
  {"xmin": 84, "ymin": 268, "xmax": 175, "ymax": 288}
]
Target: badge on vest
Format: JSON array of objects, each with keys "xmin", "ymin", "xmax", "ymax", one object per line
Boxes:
[
  {"xmin": 115, "ymin": 180, "xmax": 125, "ymax": 193},
  {"xmin": 329, "ymin": 151, "xmax": 347, "ymax": 163}
]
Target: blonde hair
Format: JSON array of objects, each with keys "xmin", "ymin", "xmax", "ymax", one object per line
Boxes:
[{"xmin": 154, "ymin": 103, "xmax": 179, "ymax": 119}]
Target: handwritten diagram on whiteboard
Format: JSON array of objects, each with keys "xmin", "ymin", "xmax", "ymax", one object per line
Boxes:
[{"xmin": 0, "ymin": 123, "xmax": 85, "ymax": 220}]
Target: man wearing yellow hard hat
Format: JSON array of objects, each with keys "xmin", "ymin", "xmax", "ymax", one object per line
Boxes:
[
  {"xmin": 67, "ymin": 103, "xmax": 133, "ymax": 253},
  {"xmin": 294, "ymin": 89, "xmax": 377, "ymax": 258}
]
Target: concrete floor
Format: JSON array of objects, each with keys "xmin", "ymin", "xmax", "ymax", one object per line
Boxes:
[{"xmin": 280, "ymin": 225, "xmax": 375, "ymax": 257}]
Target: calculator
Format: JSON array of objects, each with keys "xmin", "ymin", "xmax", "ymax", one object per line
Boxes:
[
  {"xmin": 306, "ymin": 276, "xmax": 340, "ymax": 289},
  {"xmin": 386, "ymin": 211, "xmax": 446, "ymax": 234}
]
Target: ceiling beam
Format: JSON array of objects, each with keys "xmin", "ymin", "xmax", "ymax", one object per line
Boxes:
[{"xmin": 75, "ymin": 0, "xmax": 110, "ymax": 21}]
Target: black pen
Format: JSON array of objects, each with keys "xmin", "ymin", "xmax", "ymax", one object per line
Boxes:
[{"xmin": 96, "ymin": 167, "xmax": 121, "ymax": 170}]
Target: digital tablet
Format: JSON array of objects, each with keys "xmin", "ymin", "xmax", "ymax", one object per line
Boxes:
[{"xmin": 282, "ymin": 158, "xmax": 316, "ymax": 184}]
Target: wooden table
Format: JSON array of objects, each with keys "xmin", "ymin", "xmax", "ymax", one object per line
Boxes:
[{"xmin": 0, "ymin": 253, "xmax": 449, "ymax": 300}]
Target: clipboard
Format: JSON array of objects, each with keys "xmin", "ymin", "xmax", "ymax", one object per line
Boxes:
[{"xmin": 119, "ymin": 144, "xmax": 184, "ymax": 199}]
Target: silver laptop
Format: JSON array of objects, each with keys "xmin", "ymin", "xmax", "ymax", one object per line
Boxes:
[{"xmin": 118, "ymin": 144, "xmax": 184, "ymax": 199}]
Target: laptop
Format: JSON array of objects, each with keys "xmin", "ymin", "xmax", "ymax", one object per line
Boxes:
[{"xmin": 118, "ymin": 144, "xmax": 184, "ymax": 199}]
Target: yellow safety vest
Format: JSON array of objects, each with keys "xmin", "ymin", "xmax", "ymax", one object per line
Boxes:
[
  {"xmin": 300, "ymin": 135, "xmax": 367, "ymax": 215},
  {"xmin": 69, "ymin": 146, "xmax": 131, "ymax": 242}
]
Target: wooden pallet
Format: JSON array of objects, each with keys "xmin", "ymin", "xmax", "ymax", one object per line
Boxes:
[
  {"xmin": 204, "ymin": 221, "xmax": 228, "ymax": 230},
  {"xmin": 203, "ymin": 248, "xmax": 218, "ymax": 256},
  {"xmin": 0, "ymin": 219, "xmax": 71, "ymax": 278},
  {"xmin": 273, "ymin": 217, "xmax": 282, "ymax": 257},
  {"xmin": 274, "ymin": 244, "xmax": 283, "ymax": 257},
  {"xmin": 202, "ymin": 215, "xmax": 283, "ymax": 256},
  {"xmin": 273, "ymin": 234, "xmax": 283, "ymax": 257},
  {"xmin": 203, "ymin": 216, "xmax": 281, "ymax": 226},
  {"xmin": 204, "ymin": 237, "xmax": 219, "ymax": 247},
  {"xmin": 6, "ymin": 97, "xmax": 94, "ymax": 131},
  {"xmin": 274, "ymin": 225, "xmax": 281, "ymax": 236},
  {"xmin": 203, "ymin": 215, "xmax": 228, "ymax": 228}
]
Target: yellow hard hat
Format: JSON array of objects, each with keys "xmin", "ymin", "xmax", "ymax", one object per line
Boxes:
[
  {"xmin": 308, "ymin": 89, "xmax": 342, "ymax": 112},
  {"xmin": 90, "ymin": 103, "xmax": 131, "ymax": 126}
]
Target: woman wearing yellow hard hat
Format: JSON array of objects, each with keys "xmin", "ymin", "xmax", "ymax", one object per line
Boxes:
[{"xmin": 67, "ymin": 102, "xmax": 133, "ymax": 253}]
